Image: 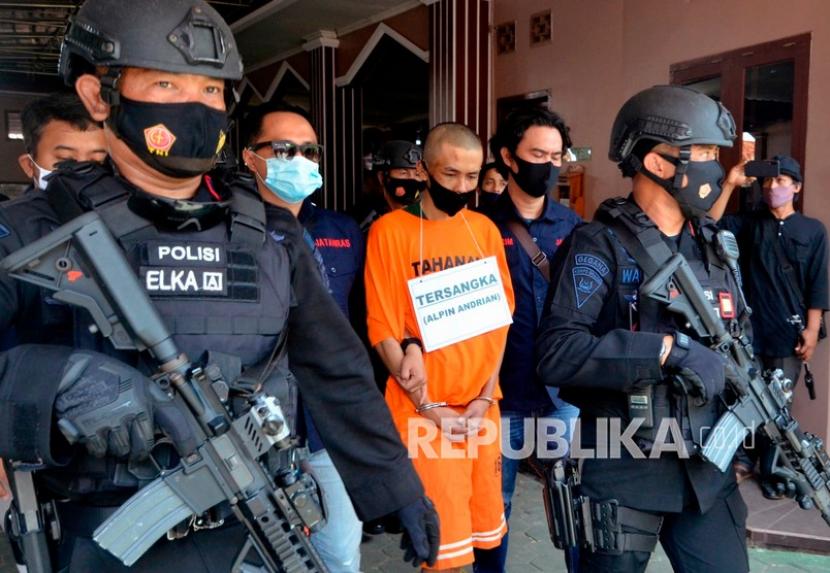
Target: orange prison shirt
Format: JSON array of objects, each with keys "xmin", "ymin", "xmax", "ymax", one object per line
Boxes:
[
  {"xmin": 365, "ymin": 207, "xmax": 514, "ymax": 406},
  {"xmin": 365, "ymin": 206, "xmax": 515, "ymax": 569}
]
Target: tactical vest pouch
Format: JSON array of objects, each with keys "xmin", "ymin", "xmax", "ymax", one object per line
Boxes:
[
  {"xmin": 627, "ymin": 383, "xmax": 675, "ymax": 451},
  {"xmin": 628, "ymin": 386, "xmax": 654, "ymax": 429},
  {"xmin": 596, "ymin": 198, "xmax": 718, "ymax": 453}
]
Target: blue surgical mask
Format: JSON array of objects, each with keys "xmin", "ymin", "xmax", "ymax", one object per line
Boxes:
[{"xmin": 255, "ymin": 154, "xmax": 323, "ymax": 204}]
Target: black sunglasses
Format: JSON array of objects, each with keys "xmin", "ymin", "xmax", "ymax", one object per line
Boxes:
[{"xmin": 251, "ymin": 140, "xmax": 324, "ymax": 163}]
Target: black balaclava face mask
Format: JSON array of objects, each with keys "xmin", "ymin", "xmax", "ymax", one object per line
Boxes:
[
  {"xmin": 383, "ymin": 174, "xmax": 425, "ymax": 206},
  {"xmin": 425, "ymin": 168, "xmax": 473, "ymax": 216},
  {"xmin": 109, "ymin": 96, "xmax": 229, "ymax": 179},
  {"xmin": 642, "ymin": 150, "xmax": 725, "ymax": 219},
  {"xmin": 510, "ymin": 154, "xmax": 559, "ymax": 198}
]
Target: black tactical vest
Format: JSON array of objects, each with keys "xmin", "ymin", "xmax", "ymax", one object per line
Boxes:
[
  {"xmin": 39, "ymin": 164, "xmax": 295, "ymax": 499},
  {"xmin": 595, "ymin": 198, "xmax": 742, "ymax": 455},
  {"xmin": 45, "ymin": 163, "xmax": 292, "ymax": 367}
]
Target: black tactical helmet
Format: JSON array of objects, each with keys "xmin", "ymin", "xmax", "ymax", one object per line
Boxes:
[
  {"xmin": 609, "ymin": 85, "xmax": 735, "ymax": 176},
  {"xmin": 374, "ymin": 140, "xmax": 423, "ymax": 171},
  {"xmin": 59, "ymin": 0, "xmax": 243, "ymax": 86}
]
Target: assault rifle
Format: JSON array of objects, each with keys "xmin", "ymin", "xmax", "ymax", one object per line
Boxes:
[
  {"xmin": 639, "ymin": 230, "xmax": 830, "ymax": 525},
  {"xmin": 1, "ymin": 211, "xmax": 329, "ymax": 572}
]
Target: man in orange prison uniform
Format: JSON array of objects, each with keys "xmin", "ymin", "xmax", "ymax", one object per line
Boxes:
[{"xmin": 365, "ymin": 122, "xmax": 515, "ymax": 571}]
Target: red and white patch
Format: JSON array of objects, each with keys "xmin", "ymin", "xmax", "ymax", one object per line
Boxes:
[
  {"xmin": 719, "ymin": 291, "xmax": 735, "ymax": 319},
  {"xmin": 144, "ymin": 123, "xmax": 177, "ymax": 156}
]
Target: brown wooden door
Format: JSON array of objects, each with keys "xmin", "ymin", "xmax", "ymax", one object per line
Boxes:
[{"xmin": 671, "ymin": 34, "xmax": 810, "ymax": 213}]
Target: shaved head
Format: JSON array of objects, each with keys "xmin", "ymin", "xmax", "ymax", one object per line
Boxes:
[{"xmin": 423, "ymin": 122, "xmax": 482, "ymax": 166}]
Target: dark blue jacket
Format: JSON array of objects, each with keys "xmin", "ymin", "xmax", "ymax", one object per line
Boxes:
[
  {"xmin": 485, "ymin": 192, "xmax": 581, "ymax": 412},
  {"xmin": 299, "ymin": 200, "xmax": 365, "ymax": 319}
]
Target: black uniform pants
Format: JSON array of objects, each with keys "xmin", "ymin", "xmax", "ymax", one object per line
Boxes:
[
  {"xmin": 761, "ymin": 355, "xmax": 802, "ymax": 388},
  {"xmin": 578, "ymin": 482, "xmax": 749, "ymax": 573}
]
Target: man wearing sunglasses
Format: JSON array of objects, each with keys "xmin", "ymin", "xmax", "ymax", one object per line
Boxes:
[{"xmin": 242, "ymin": 102, "xmax": 369, "ymax": 572}]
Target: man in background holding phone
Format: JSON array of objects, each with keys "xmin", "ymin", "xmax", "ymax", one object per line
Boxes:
[{"xmin": 711, "ymin": 155, "xmax": 829, "ymax": 497}]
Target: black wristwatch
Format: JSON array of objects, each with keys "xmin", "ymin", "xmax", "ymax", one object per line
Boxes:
[{"xmin": 400, "ymin": 337, "xmax": 424, "ymax": 353}]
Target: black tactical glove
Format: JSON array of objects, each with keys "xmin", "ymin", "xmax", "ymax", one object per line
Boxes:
[
  {"xmin": 664, "ymin": 332, "xmax": 726, "ymax": 405},
  {"xmin": 396, "ymin": 496, "xmax": 440, "ymax": 568},
  {"xmin": 54, "ymin": 351, "xmax": 157, "ymax": 461}
]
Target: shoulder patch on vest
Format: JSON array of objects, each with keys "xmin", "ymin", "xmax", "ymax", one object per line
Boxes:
[{"xmin": 573, "ymin": 252, "xmax": 609, "ymax": 309}]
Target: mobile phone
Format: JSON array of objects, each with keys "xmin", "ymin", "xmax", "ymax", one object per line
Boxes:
[{"xmin": 745, "ymin": 159, "xmax": 780, "ymax": 178}]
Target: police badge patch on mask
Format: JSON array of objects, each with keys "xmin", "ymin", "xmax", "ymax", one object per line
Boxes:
[
  {"xmin": 572, "ymin": 253, "xmax": 609, "ymax": 308},
  {"xmin": 140, "ymin": 241, "xmax": 228, "ymax": 296},
  {"xmin": 144, "ymin": 124, "xmax": 177, "ymax": 157}
]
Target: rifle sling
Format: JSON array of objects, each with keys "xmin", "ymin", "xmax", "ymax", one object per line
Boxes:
[{"xmin": 597, "ymin": 200, "xmax": 674, "ymax": 277}]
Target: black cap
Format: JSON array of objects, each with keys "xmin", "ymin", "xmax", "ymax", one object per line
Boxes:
[{"xmin": 772, "ymin": 155, "xmax": 802, "ymax": 183}]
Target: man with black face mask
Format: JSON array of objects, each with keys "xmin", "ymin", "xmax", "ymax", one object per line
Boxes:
[
  {"xmin": 537, "ymin": 85, "xmax": 750, "ymax": 572},
  {"xmin": 0, "ymin": 1, "xmax": 438, "ymax": 571},
  {"xmin": 354, "ymin": 140, "xmax": 427, "ymax": 232},
  {"xmin": 364, "ymin": 123, "xmax": 515, "ymax": 572},
  {"xmin": 377, "ymin": 140, "xmax": 427, "ymax": 207},
  {"xmin": 476, "ymin": 107, "xmax": 582, "ymax": 572}
]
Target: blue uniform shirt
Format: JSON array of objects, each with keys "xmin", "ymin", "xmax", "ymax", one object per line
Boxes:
[
  {"xmin": 486, "ymin": 192, "xmax": 582, "ymax": 412},
  {"xmin": 296, "ymin": 200, "xmax": 364, "ymax": 452},
  {"xmin": 299, "ymin": 199, "xmax": 365, "ymax": 319}
]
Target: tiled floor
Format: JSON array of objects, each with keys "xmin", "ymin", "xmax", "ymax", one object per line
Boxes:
[
  {"xmin": 743, "ymin": 477, "xmax": 830, "ymax": 554},
  {"xmin": 362, "ymin": 473, "xmax": 830, "ymax": 573},
  {"xmin": 3, "ymin": 473, "xmax": 830, "ymax": 571}
]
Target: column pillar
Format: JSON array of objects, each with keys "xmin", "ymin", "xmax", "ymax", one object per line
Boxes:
[
  {"xmin": 304, "ymin": 30, "xmax": 339, "ymax": 208},
  {"xmin": 428, "ymin": 0, "xmax": 490, "ymax": 140},
  {"xmin": 335, "ymin": 85, "xmax": 364, "ymax": 211}
]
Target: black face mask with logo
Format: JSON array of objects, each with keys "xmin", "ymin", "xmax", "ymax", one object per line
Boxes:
[
  {"xmin": 383, "ymin": 175, "xmax": 425, "ymax": 206},
  {"xmin": 511, "ymin": 154, "xmax": 560, "ymax": 198},
  {"xmin": 655, "ymin": 154, "xmax": 725, "ymax": 219},
  {"xmin": 427, "ymin": 173, "xmax": 474, "ymax": 216},
  {"xmin": 109, "ymin": 96, "xmax": 228, "ymax": 179}
]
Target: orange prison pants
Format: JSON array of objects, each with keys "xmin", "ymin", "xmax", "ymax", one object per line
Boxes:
[{"xmin": 394, "ymin": 402, "xmax": 506, "ymax": 570}]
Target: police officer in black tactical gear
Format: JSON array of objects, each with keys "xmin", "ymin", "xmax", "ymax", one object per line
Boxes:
[
  {"xmin": 537, "ymin": 85, "xmax": 750, "ymax": 572},
  {"xmin": 354, "ymin": 140, "xmax": 426, "ymax": 232},
  {"xmin": 0, "ymin": 0, "xmax": 438, "ymax": 571}
]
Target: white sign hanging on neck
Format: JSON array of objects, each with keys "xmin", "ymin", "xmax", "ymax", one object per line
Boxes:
[{"xmin": 407, "ymin": 256, "xmax": 512, "ymax": 351}]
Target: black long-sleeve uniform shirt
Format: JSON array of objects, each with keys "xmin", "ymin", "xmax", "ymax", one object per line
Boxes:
[
  {"xmin": 536, "ymin": 198, "xmax": 743, "ymax": 513},
  {"xmin": 721, "ymin": 209, "xmax": 829, "ymax": 357},
  {"xmin": 0, "ymin": 178, "xmax": 423, "ymax": 522}
]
